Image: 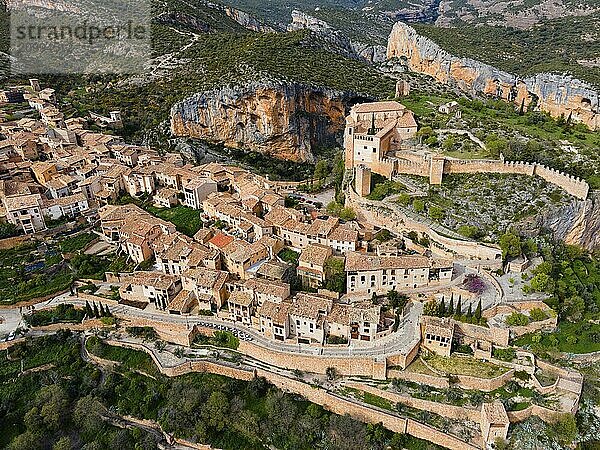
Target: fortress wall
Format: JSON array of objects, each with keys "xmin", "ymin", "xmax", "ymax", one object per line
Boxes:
[
  {"xmin": 395, "ymin": 159, "xmax": 429, "ymax": 177},
  {"xmin": 534, "ymin": 164, "xmax": 590, "ymax": 200},
  {"xmin": 454, "ymin": 321, "xmax": 510, "ymax": 347},
  {"xmin": 507, "ymin": 404, "xmax": 562, "ymax": 424},
  {"xmin": 387, "ymin": 156, "xmax": 589, "ymax": 200},
  {"xmin": 255, "ymin": 368, "xmax": 410, "ymax": 433},
  {"xmin": 510, "ymin": 317, "xmax": 558, "ymax": 337},
  {"xmin": 387, "ymin": 369, "xmax": 451, "ymax": 388},
  {"xmin": 443, "ymin": 159, "xmax": 536, "ymax": 176},
  {"xmin": 482, "ymin": 300, "xmax": 552, "ymax": 319}
]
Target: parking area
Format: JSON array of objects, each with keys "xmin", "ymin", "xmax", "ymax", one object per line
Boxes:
[{"xmin": 195, "ymin": 320, "xmax": 254, "ymax": 342}]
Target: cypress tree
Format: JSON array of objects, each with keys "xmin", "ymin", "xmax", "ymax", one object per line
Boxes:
[
  {"xmin": 519, "ymin": 98, "xmax": 525, "ymax": 115},
  {"xmin": 448, "ymin": 298, "xmax": 454, "ymax": 316},
  {"xmin": 475, "ymin": 299, "xmax": 482, "ymax": 320},
  {"xmin": 456, "ymin": 298, "xmax": 462, "ymax": 316},
  {"xmin": 93, "ymin": 302, "xmax": 100, "ymax": 318},
  {"xmin": 105, "ymin": 305, "xmax": 112, "ymax": 317},
  {"xmin": 439, "ymin": 297, "xmax": 446, "ymax": 317},
  {"xmin": 99, "ymin": 303, "xmax": 106, "ymax": 317},
  {"xmin": 467, "ymin": 302, "xmax": 473, "ymax": 318},
  {"xmin": 85, "ymin": 301, "xmax": 93, "ymax": 317}
]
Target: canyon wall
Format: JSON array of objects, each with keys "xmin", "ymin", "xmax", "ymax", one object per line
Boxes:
[
  {"xmin": 387, "ymin": 22, "xmax": 599, "ymax": 130},
  {"xmin": 170, "ymin": 82, "xmax": 362, "ymax": 163},
  {"xmin": 288, "ymin": 10, "xmax": 387, "ymax": 64}
]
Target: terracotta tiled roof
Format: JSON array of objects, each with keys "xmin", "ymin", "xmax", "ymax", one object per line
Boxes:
[{"xmin": 345, "ymin": 251, "xmax": 430, "ymax": 272}]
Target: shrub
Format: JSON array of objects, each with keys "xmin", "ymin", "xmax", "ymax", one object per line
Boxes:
[
  {"xmin": 506, "ymin": 312, "xmax": 529, "ymax": 326},
  {"xmin": 529, "ymin": 308, "xmax": 548, "ymax": 322},
  {"xmin": 493, "ymin": 347, "xmax": 516, "ymax": 362}
]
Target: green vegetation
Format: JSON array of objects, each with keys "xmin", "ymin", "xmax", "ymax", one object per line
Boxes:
[
  {"xmin": 0, "ymin": 236, "xmax": 136, "ymax": 305},
  {"xmin": 278, "ymin": 248, "xmax": 300, "ymax": 265},
  {"xmin": 126, "ymin": 326, "xmax": 159, "ymax": 342},
  {"xmin": 58, "ymin": 232, "xmax": 96, "ymax": 253},
  {"xmin": 1, "ymin": 332, "xmax": 438, "ymax": 450},
  {"xmin": 400, "ymin": 172, "xmax": 568, "ymax": 243},
  {"xmin": 402, "ymin": 94, "xmax": 600, "ymax": 189},
  {"xmin": 492, "ymin": 348, "xmax": 517, "ymax": 362},
  {"xmin": 24, "ymin": 304, "xmax": 85, "ymax": 328},
  {"xmin": 0, "ymin": 221, "xmax": 19, "ymax": 239},
  {"xmin": 0, "ymin": 332, "xmax": 160, "ymax": 449},
  {"xmin": 323, "ymin": 257, "xmax": 346, "ymax": 293},
  {"xmin": 193, "ymin": 331, "xmax": 240, "ymax": 350},
  {"xmin": 86, "ymin": 335, "xmax": 160, "ymax": 377},
  {"xmin": 146, "ymin": 205, "xmax": 202, "ymax": 237},
  {"xmin": 513, "ymin": 243, "xmax": 600, "ymax": 355},
  {"xmin": 421, "ymin": 353, "xmax": 509, "ymax": 379}
]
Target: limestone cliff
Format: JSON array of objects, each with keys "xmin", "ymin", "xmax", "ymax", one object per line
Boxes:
[
  {"xmin": 516, "ymin": 195, "xmax": 600, "ymax": 250},
  {"xmin": 387, "ymin": 22, "xmax": 599, "ymax": 130},
  {"xmin": 288, "ymin": 10, "xmax": 387, "ymax": 64},
  {"xmin": 170, "ymin": 82, "xmax": 359, "ymax": 163}
]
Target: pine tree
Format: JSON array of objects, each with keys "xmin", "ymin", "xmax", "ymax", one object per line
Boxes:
[
  {"xmin": 448, "ymin": 298, "xmax": 454, "ymax": 316},
  {"xmin": 467, "ymin": 302, "xmax": 473, "ymax": 318},
  {"xmin": 93, "ymin": 302, "xmax": 100, "ymax": 318},
  {"xmin": 99, "ymin": 303, "xmax": 106, "ymax": 317},
  {"xmin": 475, "ymin": 299, "xmax": 482, "ymax": 321},
  {"xmin": 456, "ymin": 298, "xmax": 462, "ymax": 316},
  {"xmin": 85, "ymin": 301, "xmax": 93, "ymax": 318},
  {"xmin": 438, "ymin": 297, "xmax": 446, "ymax": 317}
]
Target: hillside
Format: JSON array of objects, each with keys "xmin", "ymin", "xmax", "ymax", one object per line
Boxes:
[{"xmin": 1, "ymin": 0, "xmax": 396, "ymax": 148}]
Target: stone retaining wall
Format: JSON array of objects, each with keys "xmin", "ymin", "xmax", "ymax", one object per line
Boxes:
[
  {"xmin": 347, "ymin": 188, "xmax": 503, "ymax": 262},
  {"xmin": 345, "ymin": 381, "xmax": 483, "ymax": 423}
]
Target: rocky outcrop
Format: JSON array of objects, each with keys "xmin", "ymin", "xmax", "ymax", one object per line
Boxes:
[
  {"xmin": 221, "ymin": 5, "xmax": 275, "ymax": 33},
  {"xmin": 288, "ymin": 10, "xmax": 387, "ymax": 64},
  {"xmin": 170, "ymin": 82, "xmax": 363, "ymax": 163},
  {"xmin": 516, "ymin": 195, "xmax": 600, "ymax": 250},
  {"xmin": 387, "ymin": 22, "xmax": 599, "ymax": 130}
]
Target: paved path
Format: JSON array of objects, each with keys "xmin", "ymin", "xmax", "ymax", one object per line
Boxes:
[{"xmin": 33, "ymin": 293, "xmax": 423, "ymax": 359}]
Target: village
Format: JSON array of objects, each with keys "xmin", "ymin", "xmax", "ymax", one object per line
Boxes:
[{"xmin": 0, "ymin": 80, "xmax": 586, "ymax": 450}]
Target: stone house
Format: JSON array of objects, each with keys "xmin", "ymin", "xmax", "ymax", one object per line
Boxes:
[
  {"xmin": 228, "ymin": 290, "xmax": 255, "ymax": 326},
  {"xmin": 420, "ymin": 316, "xmax": 454, "ymax": 357},
  {"xmin": 42, "ymin": 193, "xmax": 89, "ymax": 221},
  {"xmin": 183, "ymin": 177, "xmax": 217, "ymax": 209},
  {"xmin": 119, "ymin": 272, "xmax": 182, "ymax": 310},
  {"xmin": 480, "ymin": 402, "xmax": 509, "ymax": 445},
  {"xmin": 344, "ymin": 101, "xmax": 418, "ymax": 172},
  {"xmin": 297, "ymin": 243, "xmax": 332, "ymax": 289},
  {"xmin": 289, "ymin": 292, "xmax": 333, "ymax": 345},
  {"xmin": 181, "ymin": 267, "xmax": 229, "ymax": 311},
  {"xmin": 2, "ymin": 193, "xmax": 46, "ymax": 234},
  {"xmin": 345, "ymin": 251, "xmax": 432, "ymax": 296},
  {"xmin": 258, "ymin": 300, "xmax": 292, "ymax": 341},
  {"xmin": 153, "ymin": 188, "xmax": 179, "ymax": 208}
]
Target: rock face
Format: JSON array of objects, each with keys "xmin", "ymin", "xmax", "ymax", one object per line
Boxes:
[
  {"xmin": 517, "ymin": 195, "xmax": 600, "ymax": 251},
  {"xmin": 387, "ymin": 22, "xmax": 599, "ymax": 130},
  {"xmin": 288, "ymin": 10, "xmax": 387, "ymax": 64},
  {"xmin": 170, "ymin": 82, "xmax": 361, "ymax": 163},
  {"xmin": 220, "ymin": 5, "xmax": 275, "ymax": 32}
]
